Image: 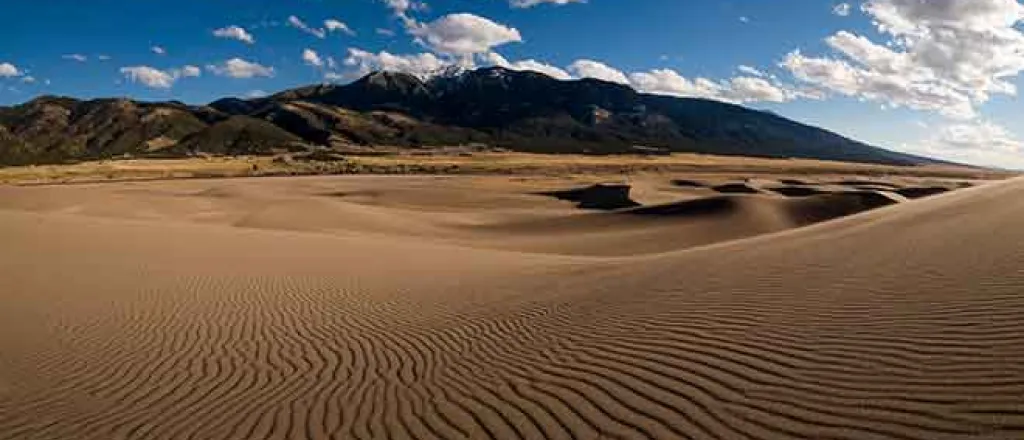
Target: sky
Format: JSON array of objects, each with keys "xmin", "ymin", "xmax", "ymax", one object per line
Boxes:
[{"xmin": 2, "ymin": 0, "xmax": 1024, "ymax": 168}]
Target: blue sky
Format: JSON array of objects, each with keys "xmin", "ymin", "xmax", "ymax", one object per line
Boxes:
[{"xmin": 2, "ymin": 0, "xmax": 1023, "ymax": 168}]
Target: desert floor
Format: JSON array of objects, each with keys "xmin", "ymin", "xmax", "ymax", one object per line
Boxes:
[{"xmin": 1, "ymin": 171, "xmax": 1022, "ymax": 439}]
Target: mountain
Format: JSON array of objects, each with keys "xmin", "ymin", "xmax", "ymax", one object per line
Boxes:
[{"xmin": 0, "ymin": 67, "xmax": 944, "ymax": 166}]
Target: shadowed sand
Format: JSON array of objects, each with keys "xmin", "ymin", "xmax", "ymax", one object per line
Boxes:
[{"xmin": 1, "ymin": 174, "xmax": 1022, "ymax": 439}]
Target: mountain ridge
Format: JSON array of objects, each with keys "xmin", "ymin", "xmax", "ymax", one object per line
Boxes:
[{"xmin": 0, "ymin": 67, "xmax": 947, "ymax": 167}]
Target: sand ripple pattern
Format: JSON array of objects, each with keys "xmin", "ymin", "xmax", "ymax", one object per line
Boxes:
[{"xmin": 2, "ymin": 178, "xmax": 1024, "ymax": 439}]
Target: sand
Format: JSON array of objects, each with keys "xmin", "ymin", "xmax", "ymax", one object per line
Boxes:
[{"xmin": 0, "ymin": 174, "xmax": 1022, "ymax": 439}]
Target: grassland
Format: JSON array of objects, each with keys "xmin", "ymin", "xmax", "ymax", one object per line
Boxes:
[{"xmin": 0, "ymin": 152, "xmax": 1013, "ymax": 185}]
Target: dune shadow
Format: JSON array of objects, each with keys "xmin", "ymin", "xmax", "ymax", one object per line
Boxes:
[
  {"xmin": 896, "ymin": 186, "xmax": 950, "ymax": 199},
  {"xmin": 712, "ymin": 183, "xmax": 762, "ymax": 194},
  {"xmin": 538, "ymin": 184, "xmax": 641, "ymax": 210}
]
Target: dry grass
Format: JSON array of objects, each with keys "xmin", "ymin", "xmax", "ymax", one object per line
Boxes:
[{"xmin": 0, "ymin": 152, "xmax": 1013, "ymax": 185}]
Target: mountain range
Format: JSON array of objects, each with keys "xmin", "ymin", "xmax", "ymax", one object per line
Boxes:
[{"xmin": 0, "ymin": 67, "xmax": 942, "ymax": 167}]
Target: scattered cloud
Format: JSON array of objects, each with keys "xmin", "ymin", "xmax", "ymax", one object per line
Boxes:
[
  {"xmin": 62, "ymin": 54, "xmax": 88, "ymax": 62},
  {"xmin": 213, "ymin": 25, "xmax": 255, "ymax": 44},
  {"xmin": 568, "ymin": 59, "xmax": 630, "ymax": 84},
  {"xmin": 904, "ymin": 119, "xmax": 1024, "ymax": 168},
  {"xmin": 833, "ymin": 3, "xmax": 852, "ymax": 16},
  {"xmin": 245, "ymin": 90, "xmax": 268, "ymax": 98},
  {"xmin": 376, "ymin": 28, "xmax": 397, "ymax": 37},
  {"xmin": 630, "ymin": 69, "xmax": 800, "ymax": 103},
  {"xmin": 21, "ymin": 76, "xmax": 36, "ymax": 83},
  {"xmin": 176, "ymin": 65, "xmax": 201, "ymax": 78},
  {"xmin": 510, "ymin": 0, "xmax": 586, "ymax": 8},
  {"xmin": 409, "ymin": 13, "xmax": 522, "ymax": 56},
  {"xmin": 739, "ymin": 16, "xmax": 750, "ymax": 23},
  {"xmin": 288, "ymin": 15, "xmax": 326, "ymax": 39},
  {"xmin": 151, "ymin": 46, "xmax": 166, "ymax": 55},
  {"xmin": 120, "ymin": 66, "xmax": 175, "ymax": 88},
  {"xmin": 120, "ymin": 64, "xmax": 201, "ymax": 89},
  {"xmin": 206, "ymin": 58, "xmax": 274, "ymax": 78},
  {"xmin": 0, "ymin": 63, "xmax": 21, "ymax": 77},
  {"xmin": 381, "ymin": 0, "xmax": 428, "ymax": 18},
  {"xmin": 343, "ymin": 48, "xmax": 447, "ymax": 79},
  {"xmin": 782, "ymin": 0, "xmax": 1024, "ymax": 119},
  {"xmin": 738, "ymin": 65, "xmax": 766, "ymax": 77},
  {"xmin": 324, "ymin": 19, "xmax": 356, "ymax": 36},
  {"xmin": 97, "ymin": 54, "xmax": 112, "ymax": 61},
  {"xmin": 303, "ymin": 49, "xmax": 324, "ymax": 67}
]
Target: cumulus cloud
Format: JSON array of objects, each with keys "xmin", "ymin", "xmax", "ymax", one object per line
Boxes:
[
  {"xmin": 120, "ymin": 66, "xmax": 175, "ymax": 88},
  {"xmin": 904, "ymin": 119, "xmax": 1024, "ymax": 168},
  {"xmin": 629, "ymin": 68, "xmax": 799, "ymax": 103},
  {"xmin": 151, "ymin": 46, "xmax": 166, "ymax": 55},
  {"xmin": 324, "ymin": 19, "xmax": 356, "ymax": 36},
  {"xmin": 343, "ymin": 48, "xmax": 447, "ymax": 79},
  {"xmin": 62, "ymin": 54, "xmax": 88, "ymax": 62},
  {"xmin": 510, "ymin": 0, "xmax": 586, "ymax": 8},
  {"xmin": 833, "ymin": 3, "xmax": 852, "ymax": 16},
  {"xmin": 783, "ymin": 0, "xmax": 1024, "ymax": 119},
  {"xmin": 176, "ymin": 65, "xmax": 201, "ymax": 78},
  {"xmin": 213, "ymin": 25, "xmax": 255, "ymax": 44},
  {"xmin": 303, "ymin": 49, "xmax": 324, "ymax": 67},
  {"xmin": 120, "ymin": 64, "xmax": 201, "ymax": 89},
  {"xmin": 409, "ymin": 13, "xmax": 522, "ymax": 56},
  {"xmin": 568, "ymin": 59, "xmax": 630, "ymax": 84},
  {"xmin": 206, "ymin": 58, "xmax": 274, "ymax": 78},
  {"xmin": 0, "ymin": 62, "xmax": 21, "ymax": 77}
]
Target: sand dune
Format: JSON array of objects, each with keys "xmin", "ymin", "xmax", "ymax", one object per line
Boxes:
[{"xmin": 1, "ymin": 174, "xmax": 1023, "ymax": 439}]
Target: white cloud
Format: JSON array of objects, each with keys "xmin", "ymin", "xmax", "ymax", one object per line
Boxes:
[
  {"xmin": 324, "ymin": 19, "xmax": 356, "ymax": 36},
  {"xmin": 381, "ymin": 0, "xmax": 427, "ymax": 17},
  {"xmin": 213, "ymin": 25, "xmax": 255, "ymax": 44},
  {"xmin": 484, "ymin": 53, "xmax": 571, "ymax": 79},
  {"xmin": 510, "ymin": 0, "xmax": 586, "ymax": 8},
  {"xmin": 97, "ymin": 55, "xmax": 112, "ymax": 61},
  {"xmin": 783, "ymin": 0, "xmax": 1024, "ymax": 119},
  {"xmin": 206, "ymin": 58, "xmax": 274, "ymax": 78},
  {"xmin": 21, "ymin": 76, "xmax": 36, "ymax": 83},
  {"xmin": 629, "ymin": 68, "xmax": 798, "ymax": 103},
  {"xmin": 120, "ymin": 66, "xmax": 175, "ymax": 88},
  {"xmin": 62, "ymin": 54, "xmax": 87, "ymax": 62},
  {"xmin": 833, "ymin": 3, "xmax": 852, "ymax": 16},
  {"xmin": 343, "ymin": 48, "xmax": 447, "ymax": 79},
  {"xmin": 568, "ymin": 59, "xmax": 630, "ymax": 84},
  {"xmin": 303, "ymin": 49, "xmax": 324, "ymax": 67},
  {"xmin": 288, "ymin": 15, "xmax": 326, "ymax": 39},
  {"xmin": 246, "ymin": 90, "xmax": 268, "ymax": 98},
  {"xmin": 904, "ymin": 119, "xmax": 1024, "ymax": 168},
  {"xmin": 376, "ymin": 28, "xmax": 397, "ymax": 37},
  {"xmin": 409, "ymin": 13, "xmax": 522, "ymax": 56},
  {"xmin": 0, "ymin": 62, "xmax": 21, "ymax": 77},
  {"xmin": 176, "ymin": 65, "xmax": 201, "ymax": 78},
  {"xmin": 151, "ymin": 46, "xmax": 166, "ymax": 55},
  {"xmin": 739, "ymin": 16, "xmax": 750, "ymax": 23},
  {"xmin": 120, "ymin": 64, "xmax": 201, "ymax": 89},
  {"xmin": 738, "ymin": 65, "xmax": 766, "ymax": 77},
  {"xmin": 727, "ymin": 76, "xmax": 790, "ymax": 102}
]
